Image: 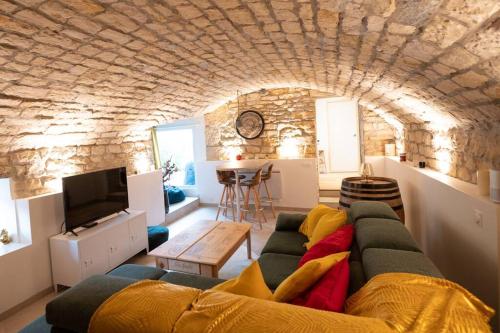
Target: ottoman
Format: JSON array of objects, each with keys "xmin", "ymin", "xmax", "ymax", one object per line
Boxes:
[{"xmin": 147, "ymin": 225, "xmax": 169, "ymax": 251}]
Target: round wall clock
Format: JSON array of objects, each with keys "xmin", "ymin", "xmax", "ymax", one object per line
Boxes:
[{"xmin": 235, "ymin": 110, "xmax": 265, "ymax": 140}]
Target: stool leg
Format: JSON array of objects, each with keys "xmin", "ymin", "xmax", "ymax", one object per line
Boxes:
[
  {"xmin": 230, "ymin": 185, "xmax": 236, "ymax": 221},
  {"xmin": 241, "ymin": 187, "xmax": 250, "ymax": 222},
  {"xmin": 223, "ymin": 184, "xmax": 230, "ymax": 217},
  {"xmin": 216, "ymin": 186, "xmax": 226, "ymax": 221},
  {"xmin": 252, "ymin": 187, "xmax": 264, "ymax": 229},
  {"xmin": 263, "ymin": 180, "xmax": 276, "ymax": 218}
]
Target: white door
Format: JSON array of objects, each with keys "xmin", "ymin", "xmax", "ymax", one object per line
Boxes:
[{"xmin": 316, "ymin": 98, "xmax": 360, "ymax": 172}]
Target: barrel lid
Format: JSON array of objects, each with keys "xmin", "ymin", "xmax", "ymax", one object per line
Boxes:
[{"xmin": 341, "ymin": 176, "xmax": 399, "ymax": 189}]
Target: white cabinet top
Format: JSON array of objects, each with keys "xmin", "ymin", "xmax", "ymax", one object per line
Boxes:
[{"xmin": 51, "ymin": 210, "xmax": 145, "ymax": 241}]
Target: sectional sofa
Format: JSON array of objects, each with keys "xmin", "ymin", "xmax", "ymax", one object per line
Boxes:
[{"xmin": 21, "ymin": 201, "xmax": 443, "ymax": 333}]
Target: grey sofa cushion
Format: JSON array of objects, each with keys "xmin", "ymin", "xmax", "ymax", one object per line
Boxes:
[
  {"xmin": 258, "ymin": 253, "xmax": 301, "ymax": 290},
  {"xmin": 260, "ymin": 231, "xmax": 308, "ymax": 256},
  {"xmin": 46, "ymin": 275, "xmax": 136, "ymax": 333},
  {"xmin": 348, "ymin": 261, "xmax": 366, "ymax": 296},
  {"xmin": 350, "ymin": 201, "xmax": 400, "ymax": 222},
  {"xmin": 275, "ymin": 213, "xmax": 307, "ymax": 231},
  {"xmin": 362, "ymin": 248, "xmax": 443, "ymax": 280},
  {"xmin": 108, "ymin": 264, "xmax": 166, "ymax": 280},
  {"xmin": 356, "ymin": 218, "xmax": 421, "ymax": 253},
  {"xmin": 160, "ymin": 271, "xmax": 225, "ymax": 290}
]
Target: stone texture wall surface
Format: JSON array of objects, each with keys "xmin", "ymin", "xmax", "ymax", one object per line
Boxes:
[
  {"xmin": 205, "ymin": 88, "xmax": 326, "ymax": 160},
  {"xmin": 405, "ymin": 123, "xmax": 500, "ymax": 183},
  {"xmin": 361, "ymin": 107, "xmax": 398, "ymax": 156},
  {"xmin": 0, "ymin": 0, "xmax": 498, "ymax": 194},
  {"xmin": 205, "ymin": 88, "xmax": 396, "ymax": 160}
]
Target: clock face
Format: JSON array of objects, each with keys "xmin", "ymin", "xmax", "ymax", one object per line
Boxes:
[{"xmin": 235, "ymin": 110, "xmax": 265, "ymax": 140}]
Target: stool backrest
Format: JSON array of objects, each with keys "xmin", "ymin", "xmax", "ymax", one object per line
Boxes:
[
  {"xmin": 216, "ymin": 170, "xmax": 235, "ymax": 184},
  {"xmin": 262, "ymin": 163, "xmax": 273, "ymax": 180},
  {"xmin": 248, "ymin": 168, "xmax": 263, "ymax": 186}
]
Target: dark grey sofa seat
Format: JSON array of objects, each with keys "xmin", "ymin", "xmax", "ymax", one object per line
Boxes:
[
  {"xmin": 258, "ymin": 253, "xmax": 302, "ymax": 290},
  {"xmin": 260, "ymin": 231, "xmax": 308, "ymax": 256}
]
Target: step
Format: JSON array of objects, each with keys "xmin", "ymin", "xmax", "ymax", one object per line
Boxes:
[
  {"xmin": 165, "ymin": 197, "xmax": 200, "ymax": 225},
  {"xmin": 319, "ymin": 189, "xmax": 340, "ymax": 197},
  {"xmin": 319, "ymin": 196, "xmax": 339, "ymax": 208}
]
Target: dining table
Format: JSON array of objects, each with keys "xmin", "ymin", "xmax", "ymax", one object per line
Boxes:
[{"xmin": 216, "ymin": 160, "xmax": 269, "ymax": 221}]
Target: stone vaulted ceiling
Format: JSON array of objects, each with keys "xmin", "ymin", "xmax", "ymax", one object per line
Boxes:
[{"xmin": 0, "ymin": 0, "xmax": 499, "ymax": 150}]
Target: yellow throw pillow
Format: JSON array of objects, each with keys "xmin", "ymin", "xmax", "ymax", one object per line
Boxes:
[
  {"xmin": 211, "ymin": 261, "xmax": 273, "ymax": 300},
  {"xmin": 299, "ymin": 204, "xmax": 335, "ymax": 238},
  {"xmin": 273, "ymin": 252, "xmax": 350, "ymax": 303},
  {"xmin": 305, "ymin": 209, "xmax": 347, "ymax": 249}
]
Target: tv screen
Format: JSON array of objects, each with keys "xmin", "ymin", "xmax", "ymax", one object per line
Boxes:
[{"xmin": 62, "ymin": 167, "xmax": 129, "ymax": 232}]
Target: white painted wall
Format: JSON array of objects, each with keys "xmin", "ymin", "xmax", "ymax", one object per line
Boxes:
[
  {"xmin": 196, "ymin": 159, "xmax": 319, "ymax": 209},
  {"xmin": 127, "ymin": 170, "xmax": 165, "ymax": 226},
  {"xmin": 0, "ymin": 193, "xmax": 62, "ymax": 314},
  {"xmin": 378, "ymin": 156, "xmax": 499, "ymax": 331},
  {"xmin": 0, "ymin": 178, "xmax": 17, "ymax": 242}
]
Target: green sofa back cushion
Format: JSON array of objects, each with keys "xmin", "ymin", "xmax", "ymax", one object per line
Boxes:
[
  {"xmin": 355, "ymin": 218, "xmax": 421, "ymax": 253},
  {"xmin": 350, "ymin": 201, "xmax": 400, "ymax": 222},
  {"xmin": 362, "ymin": 248, "xmax": 443, "ymax": 280}
]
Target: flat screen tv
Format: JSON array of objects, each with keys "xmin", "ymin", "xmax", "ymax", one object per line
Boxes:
[{"xmin": 62, "ymin": 167, "xmax": 129, "ymax": 235}]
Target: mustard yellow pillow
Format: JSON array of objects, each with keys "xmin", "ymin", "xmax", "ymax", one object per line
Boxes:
[
  {"xmin": 211, "ymin": 261, "xmax": 273, "ymax": 300},
  {"xmin": 273, "ymin": 252, "xmax": 350, "ymax": 303},
  {"xmin": 305, "ymin": 209, "xmax": 347, "ymax": 250},
  {"xmin": 299, "ymin": 204, "xmax": 335, "ymax": 238}
]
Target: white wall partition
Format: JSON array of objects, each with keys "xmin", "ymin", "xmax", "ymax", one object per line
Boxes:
[
  {"xmin": 377, "ymin": 156, "xmax": 500, "ymax": 331},
  {"xmin": 196, "ymin": 159, "xmax": 318, "ymax": 209},
  {"xmin": 127, "ymin": 170, "xmax": 165, "ymax": 226},
  {"xmin": 0, "ymin": 193, "xmax": 62, "ymax": 315}
]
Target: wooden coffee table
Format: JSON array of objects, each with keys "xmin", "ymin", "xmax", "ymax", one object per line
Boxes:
[{"xmin": 148, "ymin": 221, "xmax": 251, "ymax": 278}]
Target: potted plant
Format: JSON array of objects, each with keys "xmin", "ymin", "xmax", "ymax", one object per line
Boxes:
[
  {"xmin": 161, "ymin": 157, "xmax": 187, "ymax": 211},
  {"xmin": 161, "ymin": 157, "xmax": 178, "ymax": 213}
]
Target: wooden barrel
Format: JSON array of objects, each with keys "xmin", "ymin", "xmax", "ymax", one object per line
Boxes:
[{"xmin": 339, "ymin": 177, "xmax": 405, "ymax": 223}]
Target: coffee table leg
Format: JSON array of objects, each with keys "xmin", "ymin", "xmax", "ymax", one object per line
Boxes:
[
  {"xmin": 212, "ymin": 266, "xmax": 218, "ymax": 278},
  {"xmin": 246, "ymin": 231, "xmax": 252, "ymax": 259}
]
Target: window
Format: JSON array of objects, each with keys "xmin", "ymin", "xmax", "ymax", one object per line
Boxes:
[{"xmin": 156, "ymin": 127, "xmax": 196, "ymax": 187}]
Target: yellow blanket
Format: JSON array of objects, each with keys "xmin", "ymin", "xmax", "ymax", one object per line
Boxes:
[
  {"xmin": 89, "ymin": 273, "xmax": 493, "ymax": 333},
  {"xmin": 346, "ymin": 273, "xmax": 494, "ymax": 333}
]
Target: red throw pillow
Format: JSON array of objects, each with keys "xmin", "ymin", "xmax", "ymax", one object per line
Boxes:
[
  {"xmin": 291, "ymin": 257, "xmax": 350, "ymax": 312},
  {"xmin": 298, "ymin": 224, "xmax": 354, "ymax": 267}
]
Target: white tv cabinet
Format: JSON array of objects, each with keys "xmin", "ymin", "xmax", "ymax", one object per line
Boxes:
[{"xmin": 50, "ymin": 210, "xmax": 147, "ymax": 291}]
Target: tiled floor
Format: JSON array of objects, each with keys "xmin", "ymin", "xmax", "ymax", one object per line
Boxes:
[{"xmin": 0, "ymin": 205, "xmax": 301, "ymax": 333}]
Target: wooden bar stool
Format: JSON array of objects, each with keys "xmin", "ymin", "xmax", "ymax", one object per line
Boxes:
[
  {"xmin": 240, "ymin": 168, "xmax": 267, "ymax": 228},
  {"xmin": 215, "ymin": 170, "xmax": 237, "ymax": 221},
  {"xmin": 259, "ymin": 163, "xmax": 276, "ymax": 218}
]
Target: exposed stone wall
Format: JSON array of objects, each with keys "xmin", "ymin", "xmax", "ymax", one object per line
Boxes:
[
  {"xmin": 405, "ymin": 124, "xmax": 500, "ymax": 183},
  {"xmin": 0, "ymin": 0, "xmax": 497, "ymax": 193},
  {"xmin": 3, "ymin": 142, "xmax": 153, "ymax": 198},
  {"xmin": 0, "ymin": 99, "xmax": 157, "ymax": 198},
  {"xmin": 205, "ymin": 88, "xmax": 329, "ymax": 160},
  {"xmin": 205, "ymin": 88, "xmax": 398, "ymax": 160},
  {"xmin": 361, "ymin": 108, "xmax": 398, "ymax": 156}
]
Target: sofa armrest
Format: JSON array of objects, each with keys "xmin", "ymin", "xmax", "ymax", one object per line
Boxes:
[
  {"xmin": 46, "ymin": 275, "xmax": 136, "ymax": 333},
  {"xmin": 275, "ymin": 213, "xmax": 307, "ymax": 231}
]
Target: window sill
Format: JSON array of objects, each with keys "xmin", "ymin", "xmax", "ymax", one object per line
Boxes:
[{"xmin": 0, "ymin": 242, "xmax": 30, "ymax": 256}]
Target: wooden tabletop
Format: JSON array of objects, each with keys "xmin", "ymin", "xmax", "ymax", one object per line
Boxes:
[
  {"xmin": 216, "ymin": 160, "xmax": 269, "ymax": 171},
  {"xmin": 149, "ymin": 220, "xmax": 251, "ymax": 266}
]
